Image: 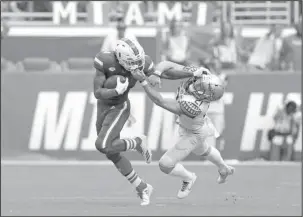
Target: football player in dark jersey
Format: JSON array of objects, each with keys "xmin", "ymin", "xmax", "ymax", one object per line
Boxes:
[
  {"xmin": 93, "ymin": 38, "xmax": 155, "ymax": 206},
  {"xmin": 93, "ymin": 37, "xmax": 211, "ymax": 205}
]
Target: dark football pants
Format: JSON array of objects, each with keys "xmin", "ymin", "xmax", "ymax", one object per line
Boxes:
[{"xmin": 95, "ymin": 100, "xmax": 130, "ymax": 154}]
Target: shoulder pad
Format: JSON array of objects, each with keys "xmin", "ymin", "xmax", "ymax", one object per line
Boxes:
[
  {"xmin": 179, "ymin": 95, "xmax": 202, "ymax": 118},
  {"xmin": 94, "ymin": 51, "xmax": 115, "ymax": 71},
  {"xmin": 143, "ymin": 55, "xmax": 155, "ymax": 76}
]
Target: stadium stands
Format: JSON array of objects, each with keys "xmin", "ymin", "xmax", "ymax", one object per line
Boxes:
[
  {"xmin": 19, "ymin": 57, "xmax": 61, "ymax": 73},
  {"xmin": 1, "ymin": 1, "xmax": 301, "ymax": 73},
  {"xmin": 60, "ymin": 57, "xmax": 94, "ymax": 72},
  {"xmin": 1, "ymin": 58, "xmax": 17, "ymax": 72},
  {"xmin": 1, "ymin": 1, "xmax": 300, "ymax": 25}
]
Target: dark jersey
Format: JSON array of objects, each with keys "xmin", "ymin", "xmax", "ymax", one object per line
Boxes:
[{"xmin": 94, "ymin": 51, "xmax": 155, "ymax": 105}]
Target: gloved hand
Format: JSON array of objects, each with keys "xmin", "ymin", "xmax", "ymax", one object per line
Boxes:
[{"xmin": 115, "ymin": 77, "xmax": 129, "ymax": 95}]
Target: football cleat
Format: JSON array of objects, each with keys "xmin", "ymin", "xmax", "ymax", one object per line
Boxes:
[
  {"xmin": 137, "ymin": 184, "xmax": 153, "ymax": 206},
  {"xmin": 177, "ymin": 173, "xmax": 197, "ymax": 199},
  {"xmin": 217, "ymin": 166, "xmax": 235, "ymax": 184},
  {"xmin": 136, "ymin": 135, "xmax": 152, "ymax": 164}
]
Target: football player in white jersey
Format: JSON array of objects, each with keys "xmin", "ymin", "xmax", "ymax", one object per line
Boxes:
[{"xmin": 131, "ymin": 61, "xmax": 235, "ymax": 199}]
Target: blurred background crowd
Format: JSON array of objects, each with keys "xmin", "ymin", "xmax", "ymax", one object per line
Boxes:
[
  {"xmin": 1, "ymin": 1, "xmax": 302, "ymax": 161},
  {"xmin": 1, "ymin": 1, "xmax": 302, "ymax": 72}
]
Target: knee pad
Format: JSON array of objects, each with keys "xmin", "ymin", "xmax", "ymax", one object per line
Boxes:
[
  {"xmin": 96, "ymin": 146, "xmax": 108, "ymax": 155},
  {"xmin": 159, "ymin": 155, "xmax": 175, "ymax": 174},
  {"xmin": 95, "ymin": 136, "xmax": 110, "ymax": 154},
  {"xmin": 95, "ymin": 137, "xmax": 107, "ymax": 154},
  {"xmin": 106, "ymin": 153, "xmax": 122, "ymax": 164}
]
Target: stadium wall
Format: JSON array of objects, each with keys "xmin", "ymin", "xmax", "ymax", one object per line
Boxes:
[
  {"xmin": 1, "ymin": 73, "xmax": 301, "ymax": 161},
  {"xmin": 1, "ymin": 35, "xmax": 160, "ymax": 64},
  {"xmin": 1, "ymin": 26, "xmax": 299, "ymax": 66}
]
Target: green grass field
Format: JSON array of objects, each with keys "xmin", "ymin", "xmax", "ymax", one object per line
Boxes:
[{"xmin": 1, "ymin": 162, "xmax": 301, "ymax": 216}]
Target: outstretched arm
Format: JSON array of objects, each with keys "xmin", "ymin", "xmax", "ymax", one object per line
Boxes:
[
  {"xmin": 153, "ymin": 61, "xmax": 210, "ymax": 80},
  {"xmin": 140, "ymin": 80, "xmax": 182, "ymax": 115},
  {"xmin": 131, "ymin": 69, "xmax": 204, "ymax": 118},
  {"xmin": 131, "ymin": 67, "xmax": 182, "ymax": 115}
]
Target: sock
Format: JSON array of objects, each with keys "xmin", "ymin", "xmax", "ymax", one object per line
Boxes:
[
  {"xmin": 113, "ymin": 156, "xmax": 147, "ymax": 192},
  {"xmin": 109, "ymin": 137, "xmax": 142, "ymax": 153},
  {"xmin": 125, "ymin": 169, "xmax": 147, "ymax": 192},
  {"xmin": 205, "ymin": 146, "xmax": 227, "ymax": 170},
  {"xmin": 123, "ymin": 137, "xmax": 142, "ymax": 151},
  {"xmin": 113, "ymin": 155, "xmax": 133, "ymax": 176},
  {"xmin": 169, "ymin": 163, "xmax": 194, "ymax": 181}
]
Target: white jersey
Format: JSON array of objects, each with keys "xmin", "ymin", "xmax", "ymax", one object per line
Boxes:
[
  {"xmin": 177, "ymin": 99, "xmax": 210, "ymax": 131},
  {"xmin": 175, "ymin": 84, "xmax": 211, "ymax": 131},
  {"xmin": 165, "ymin": 82, "xmax": 220, "ymax": 160}
]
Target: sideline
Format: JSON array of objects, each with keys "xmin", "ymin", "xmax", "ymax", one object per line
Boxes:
[{"xmin": 1, "ymin": 160, "xmax": 301, "ymax": 167}]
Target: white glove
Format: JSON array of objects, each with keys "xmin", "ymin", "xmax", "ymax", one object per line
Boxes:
[
  {"xmin": 193, "ymin": 67, "xmax": 211, "ymax": 77},
  {"xmin": 115, "ymin": 77, "xmax": 129, "ymax": 95}
]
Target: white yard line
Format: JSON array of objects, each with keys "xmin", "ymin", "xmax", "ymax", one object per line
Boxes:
[{"xmin": 1, "ymin": 160, "xmax": 301, "ymax": 166}]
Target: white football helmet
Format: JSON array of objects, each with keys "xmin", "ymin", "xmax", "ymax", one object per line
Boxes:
[
  {"xmin": 187, "ymin": 74, "xmax": 225, "ymax": 102},
  {"xmin": 115, "ymin": 38, "xmax": 145, "ymax": 72}
]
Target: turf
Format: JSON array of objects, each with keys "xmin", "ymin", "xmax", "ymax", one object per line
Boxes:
[{"xmin": 1, "ymin": 163, "xmax": 301, "ymax": 216}]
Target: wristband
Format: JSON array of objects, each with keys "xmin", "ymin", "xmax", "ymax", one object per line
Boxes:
[
  {"xmin": 154, "ymin": 70, "xmax": 162, "ymax": 76},
  {"xmin": 140, "ymin": 80, "xmax": 148, "ymax": 86}
]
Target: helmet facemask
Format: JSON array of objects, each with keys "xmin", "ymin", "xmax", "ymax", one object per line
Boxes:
[
  {"xmin": 187, "ymin": 75, "xmax": 224, "ymax": 102},
  {"xmin": 120, "ymin": 56, "xmax": 145, "ymax": 72},
  {"xmin": 115, "ymin": 38, "xmax": 145, "ymax": 73}
]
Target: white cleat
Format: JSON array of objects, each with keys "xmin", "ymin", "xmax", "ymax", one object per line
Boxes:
[
  {"xmin": 137, "ymin": 135, "xmax": 152, "ymax": 164},
  {"xmin": 177, "ymin": 173, "xmax": 197, "ymax": 199},
  {"xmin": 137, "ymin": 184, "xmax": 153, "ymax": 206},
  {"xmin": 217, "ymin": 166, "xmax": 235, "ymax": 184}
]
